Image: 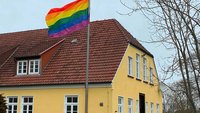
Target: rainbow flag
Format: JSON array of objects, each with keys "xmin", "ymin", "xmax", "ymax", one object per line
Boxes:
[{"xmin": 46, "ymin": 0, "xmax": 89, "ymax": 38}]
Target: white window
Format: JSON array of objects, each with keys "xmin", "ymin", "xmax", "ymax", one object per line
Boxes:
[
  {"xmin": 118, "ymin": 97, "xmax": 124, "ymax": 113},
  {"xmin": 150, "ymin": 102, "xmax": 154, "ymax": 113},
  {"xmin": 64, "ymin": 96, "xmax": 78, "ymax": 113},
  {"xmin": 17, "ymin": 59, "xmax": 40, "ymax": 75},
  {"xmin": 17, "ymin": 61, "xmax": 28, "ymax": 75},
  {"xmin": 128, "ymin": 57, "xmax": 133, "ymax": 76},
  {"xmin": 128, "ymin": 98, "xmax": 133, "ymax": 113},
  {"xmin": 145, "ymin": 102, "xmax": 148, "ymax": 113},
  {"xmin": 7, "ymin": 97, "xmax": 18, "ymax": 113},
  {"xmin": 21, "ymin": 96, "xmax": 33, "ymax": 113},
  {"xmin": 156, "ymin": 104, "xmax": 160, "ymax": 113},
  {"xmin": 29, "ymin": 60, "xmax": 40, "ymax": 74},
  {"xmin": 136, "ymin": 54, "xmax": 140, "ymax": 79},
  {"xmin": 136, "ymin": 100, "xmax": 139, "ymax": 113},
  {"xmin": 143, "ymin": 58, "xmax": 147, "ymax": 81},
  {"xmin": 150, "ymin": 68, "xmax": 154, "ymax": 84}
]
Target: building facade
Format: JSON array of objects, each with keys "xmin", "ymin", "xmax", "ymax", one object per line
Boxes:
[{"xmin": 0, "ymin": 19, "xmax": 162, "ymax": 113}]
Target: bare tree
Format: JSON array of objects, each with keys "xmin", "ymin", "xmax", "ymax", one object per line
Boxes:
[{"xmin": 119, "ymin": 0, "xmax": 200, "ymax": 113}]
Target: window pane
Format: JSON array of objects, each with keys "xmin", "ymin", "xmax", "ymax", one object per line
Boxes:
[
  {"xmin": 67, "ymin": 97, "xmax": 72, "ymax": 103},
  {"xmin": 8, "ymin": 111, "xmax": 12, "ymax": 113},
  {"xmin": 23, "ymin": 105, "xmax": 27, "ymax": 110},
  {"xmin": 67, "ymin": 106, "xmax": 71, "ymax": 111},
  {"xmin": 9, "ymin": 98, "xmax": 13, "ymax": 103},
  {"xmin": 14, "ymin": 105, "xmax": 17, "ymax": 110},
  {"xmin": 73, "ymin": 97, "xmax": 78, "ymax": 103},
  {"xmin": 23, "ymin": 111, "xmax": 27, "ymax": 113},
  {"xmin": 14, "ymin": 98, "xmax": 18, "ymax": 103},
  {"xmin": 29, "ymin": 98, "xmax": 33, "ymax": 103},
  {"xmin": 73, "ymin": 106, "xmax": 77, "ymax": 111},
  {"xmin": 13, "ymin": 111, "xmax": 17, "ymax": 113},
  {"xmin": 8, "ymin": 106, "xmax": 12, "ymax": 110},
  {"xmin": 29, "ymin": 111, "xmax": 32, "ymax": 113},
  {"xmin": 24, "ymin": 98, "xmax": 28, "ymax": 103},
  {"xmin": 29, "ymin": 105, "xmax": 33, "ymax": 110}
]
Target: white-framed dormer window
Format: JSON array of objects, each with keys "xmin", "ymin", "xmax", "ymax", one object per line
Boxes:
[
  {"xmin": 128, "ymin": 98, "xmax": 133, "ymax": 113},
  {"xmin": 7, "ymin": 96, "xmax": 18, "ymax": 113},
  {"xmin": 21, "ymin": 96, "xmax": 33, "ymax": 113},
  {"xmin": 118, "ymin": 96, "xmax": 124, "ymax": 113},
  {"xmin": 128, "ymin": 56, "xmax": 133, "ymax": 76},
  {"xmin": 136, "ymin": 54, "xmax": 140, "ymax": 79},
  {"xmin": 150, "ymin": 68, "xmax": 154, "ymax": 84},
  {"xmin": 29, "ymin": 60, "xmax": 40, "ymax": 74},
  {"xmin": 143, "ymin": 58, "xmax": 147, "ymax": 81},
  {"xmin": 17, "ymin": 60, "xmax": 28, "ymax": 75},
  {"xmin": 17, "ymin": 59, "xmax": 40, "ymax": 75},
  {"xmin": 64, "ymin": 95, "xmax": 78, "ymax": 113}
]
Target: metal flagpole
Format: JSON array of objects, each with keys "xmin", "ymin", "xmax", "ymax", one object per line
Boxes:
[{"xmin": 85, "ymin": 0, "xmax": 90, "ymax": 113}]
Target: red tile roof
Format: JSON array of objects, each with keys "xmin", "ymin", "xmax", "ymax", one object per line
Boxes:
[{"xmin": 0, "ymin": 19, "xmax": 153, "ymax": 86}]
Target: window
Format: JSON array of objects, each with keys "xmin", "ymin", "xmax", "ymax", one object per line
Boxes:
[
  {"xmin": 21, "ymin": 97, "xmax": 33, "ymax": 113},
  {"xmin": 128, "ymin": 98, "xmax": 133, "ymax": 113},
  {"xmin": 7, "ymin": 97, "xmax": 18, "ymax": 113},
  {"xmin": 118, "ymin": 97, "xmax": 124, "ymax": 113},
  {"xmin": 150, "ymin": 102, "xmax": 154, "ymax": 113},
  {"xmin": 65, "ymin": 96, "xmax": 78, "ymax": 113},
  {"xmin": 136, "ymin": 54, "xmax": 140, "ymax": 79},
  {"xmin": 17, "ymin": 59, "xmax": 40, "ymax": 75},
  {"xmin": 29, "ymin": 60, "xmax": 40, "ymax": 74},
  {"xmin": 17, "ymin": 61, "xmax": 28, "ymax": 75},
  {"xmin": 136, "ymin": 100, "xmax": 139, "ymax": 113},
  {"xmin": 143, "ymin": 58, "xmax": 147, "ymax": 81},
  {"xmin": 156, "ymin": 104, "xmax": 160, "ymax": 113},
  {"xmin": 145, "ymin": 102, "xmax": 148, "ymax": 113},
  {"xmin": 128, "ymin": 57, "xmax": 133, "ymax": 76},
  {"xmin": 150, "ymin": 68, "xmax": 153, "ymax": 84}
]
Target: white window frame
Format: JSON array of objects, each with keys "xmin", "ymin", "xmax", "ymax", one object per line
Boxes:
[
  {"xmin": 128, "ymin": 98, "xmax": 133, "ymax": 113},
  {"xmin": 145, "ymin": 102, "xmax": 148, "ymax": 113},
  {"xmin": 21, "ymin": 96, "xmax": 34, "ymax": 113},
  {"xmin": 136, "ymin": 100, "xmax": 139, "ymax": 113},
  {"xmin": 64, "ymin": 95, "xmax": 79, "ymax": 113},
  {"xmin": 17, "ymin": 60, "xmax": 28, "ymax": 75},
  {"xmin": 118, "ymin": 96, "xmax": 124, "ymax": 113},
  {"xmin": 143, "ymin": 58, "xmax": 147, "ymax": 81},
  {"xmin": 150, "ymin": 68, "xmax": 154, "ymax": 84},
  {"xmin": 7, "ymin": 96, "xmax": 18, "ymax": 113},
  {"xmin": 128, "ymin": 56, "xmax": 133, "ymax": 76},
  {"xmin": 29, "ymin": 59, "xmax": 40, "ymax": 74},
  {"xmin": 156, "ymin": 104, "xmax": 160, "ymax": 113},
  {"xmin": 150, "ymin": 102, "xmax": 154, "ymax": 113},
  {"xmin": 136, "ymin": 54, "xmax": 140, "ymax": 79}
]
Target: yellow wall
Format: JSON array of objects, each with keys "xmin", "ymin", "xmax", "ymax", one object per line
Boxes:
[
  {"xmin": 0, "ymin": 87, "xmax": 112, "ymax": 113},
  {"xmin": 112, "ymin": 44, "xmax": 163, "ymax": 113}
]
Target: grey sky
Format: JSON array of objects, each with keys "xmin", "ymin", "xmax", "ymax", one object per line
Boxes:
[{"xmin": 0, "ymin": 0, "xmax": 170, "ymax": 80}]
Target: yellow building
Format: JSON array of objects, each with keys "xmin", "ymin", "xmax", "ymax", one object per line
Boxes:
[{"xmin": 0, "ymin": 19, "xmax": 162, "ymax": 113}]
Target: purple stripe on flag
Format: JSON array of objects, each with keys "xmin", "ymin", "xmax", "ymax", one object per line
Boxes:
[{"xmin": 49, "ymin": 20, "xmax": 89, "ymax": 38}]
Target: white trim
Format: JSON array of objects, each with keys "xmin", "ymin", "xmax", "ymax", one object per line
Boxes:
[
  {"xmin": 64, "ymin": 95, "xmax": 79, "ymax": 113},
  {"xmin": 136, "ymin": 54, "xmax": 140, "ymax": 79},
  {"xmin": 128, "ymin": 56, "xmax": 133, "ymax": 76},
  {"xmin": 128, "ymin": 98, "xmax": 133, "ymax": 113},
  {"xmin": 6, "ymin": 96, "xmax": 18, "ymax": 113},
  {"xmin": 21, "ymin": 96, "xmax": 34, "ymax": 113},
  {"xmin": 28, "ymin": 59, "xmax": 40, "ymax": 75},
  {"xmin": 17, "ymin": 60, "xmax": 28, "ymax": 75},
  {"xmin": 118, "ymin": 96, "xmax": 124, "ymax": 113},
  {"xmin": 150, "ymin": 68, "xmax": 154, "ymax": 84},
  {"xmin": 143, "ymin": 57, "xmax": 147, "ymax": 81}
]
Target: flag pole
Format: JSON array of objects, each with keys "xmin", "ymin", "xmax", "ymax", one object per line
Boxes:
[{"xmin": 85, "ymin": 0, "xmax": 90, "ymax": 113}]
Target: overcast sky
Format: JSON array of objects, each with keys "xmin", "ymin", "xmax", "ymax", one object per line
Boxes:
[{"xmin": 0, "ymin": 0, "xmax": 172, "ymax": 81}]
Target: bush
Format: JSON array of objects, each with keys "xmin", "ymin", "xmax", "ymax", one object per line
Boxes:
[{"xmin": 0, "ymin": 94, "xmax": 7, "ymax": 113}]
